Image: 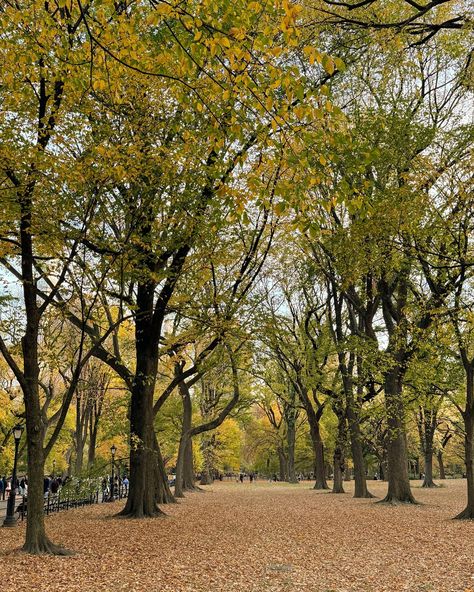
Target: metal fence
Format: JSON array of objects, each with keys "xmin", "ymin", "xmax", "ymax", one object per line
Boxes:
[{"xmin": 16, "ymin": 483, "xmax": 129, "ymax": 521}]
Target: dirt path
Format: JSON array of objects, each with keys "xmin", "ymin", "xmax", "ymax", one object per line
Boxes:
[{"xmin": 1, "ymin": 480, "xmax": 473, "ymax": 591}]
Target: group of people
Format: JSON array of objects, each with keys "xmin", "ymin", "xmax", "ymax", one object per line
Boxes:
[
  {"xmin": 101, "ymin": 474, "xmax": 129, "ymax": 499},
  {"xmin": 0, "ymin": 475, "xmax": 28, "ymax": 499},
  {"xmin": 44, "ymin": 475, "xmax": 64, "ymax": 496},
  {"xmin": 238, "ymin": 472, "xmax": 257, "ymax": 483}
]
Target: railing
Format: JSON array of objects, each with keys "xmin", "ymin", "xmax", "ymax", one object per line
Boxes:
[{"xmin": 16, "ymin": 483, "xmax": 129, "ymax": 521}]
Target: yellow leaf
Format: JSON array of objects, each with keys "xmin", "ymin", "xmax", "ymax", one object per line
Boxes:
[{"xmin": 155, "ymin": 3, "xmax": 173, "ymax": 16}]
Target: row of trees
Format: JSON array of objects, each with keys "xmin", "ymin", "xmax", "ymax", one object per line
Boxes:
[{"xmin": 0, "ymin": 0, "xmax": 472, "ymax": 554}]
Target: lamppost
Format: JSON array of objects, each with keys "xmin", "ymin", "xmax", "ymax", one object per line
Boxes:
[
  {"xmin": 3, "ymin": 424, "xmax": 24, "ymax": 528},
  {"xmin": 52, "ymin": 459, "xmax": 56, "ymax": 478},
  {"xmin": 110, "ymin": 444, "xmax": 116, "ymax": 501}
]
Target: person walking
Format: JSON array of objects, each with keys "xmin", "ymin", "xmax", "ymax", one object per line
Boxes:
[
  {"xmin": 122, "ymin": 476, "xmax": 129, "ymax": 495},
  {"xmin": 1, "ymin": 476, "xmax": 6, "ymax": 500}
]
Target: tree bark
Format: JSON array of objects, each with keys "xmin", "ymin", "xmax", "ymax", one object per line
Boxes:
[
  {"xmin": 88, "ymin": 409, "xmax": 99, "ymax": 468},
  {"xmin": 455, "ymin": 366, "xmax": 474, "ymax": 519},
  {"xmin": 332, "ymin": 403, "xmax": 346, "ymax": 494},
  {"xmin": 346, "ymin": 393, "xmax": 373, "ymax": 497},
  {"xmin": 311, "ymin": 420, "xmax": 328, "ymax": 490},
  {"xmin": 422, "ymin": 447, "xmax": 437, "ymax": 488},
  {"xmin": 286, "ymin": 413, "xmax": 298, "ymax": 483},
  {"xmin": 298, "ymin": 386, "xmax": 328, "ymax": 489},
  {"xmin": 417, "ymin": 404, "xmax": 438, "ymax": 488},
  {"xmin": 381, "ymin": 366, "xmax": 416, "ymax": 504},
  {"xmin": 175, "ymin": 373, "xmax": 198, "ymax": 497},
  {"xmin": 277, "ymin": 446, "xmax": 288, "ymax": 482},
  {"xmin": 437, "ymin": 450, "xmax": 446, "ymax": 479},
  {"xmin": 20, "ymin": 194, "xmax": 69, "ymax": 554},
  {"xmin": 119, "ymin": 283, "xmax": 164, "ymax": 518},
  {"xmin": 74, "ymin": 394, "xmax": 87, "ymax": 475},
  {"xmin": 183, "ymin": 436, "xmax": 196, "ymax": 491}
]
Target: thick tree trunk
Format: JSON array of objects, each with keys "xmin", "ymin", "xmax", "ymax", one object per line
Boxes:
[
  {"xmin": 24, "ymin": 383, "xmax": 68, "ymax": 554},
  {"xmin": 310, "ymin": 421, "xmax": 329, "ymax": 490},
  {"xmin": 277, "ymin": 446, "xmax": 288, "ymax": 482},
  {"xmin": 183, "ymin": 436, "xmax": 196, "ymax": 491},
  {"xmin": 297, "ymin": 386, "xmax": 328, "ymax": 489},
  {"xmin": 175, "ymin": 377, "xmax": 193, "ymax": 498},
  {"xmin": 455, "ymin": 368, "xmax": 474, "ymax": 519},
  {"xmin": 381, "ymin": 367, "xmax": 416, "ymax": 504},
  {"xmin": 175, "ymin": 433, "xmax": 188, "ymax": 498},
  {"xmin": 422, "ymin": 447, "xmax": 437, "ymax": 488},
  {"xmin": 119, "ymin": 379, "xmax": 163, "ymax": 517},
  {"xmin": 119, "ymin": 291, "xmax": 164, "ymax": 518},
  {"xmin": 437, "ymin": 451, "xmax": 446, "ymax": 479},
  {"xmin": 456, "ymin": 411, "xmax": 474, "ymax": 519},
  {"xmin": 346, "ymin": 396, "xmax": 373, "ymax": 498}
]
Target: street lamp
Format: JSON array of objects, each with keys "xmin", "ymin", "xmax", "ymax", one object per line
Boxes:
[
  {"xmin": 52, "ymin": 459, "xmax": 56, "ymax": 478},
  {"xmin": 110, "ymin": 444, "xmax": 116, "ymax": 501},
  {"xmin": 3, "ymin": 424, "xmax": 24, "ymax": 527}
]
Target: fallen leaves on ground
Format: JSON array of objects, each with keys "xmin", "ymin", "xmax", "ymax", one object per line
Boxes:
[{"xmin": 1, "ymin": 480, "xmax": 474, "ymax": 592}]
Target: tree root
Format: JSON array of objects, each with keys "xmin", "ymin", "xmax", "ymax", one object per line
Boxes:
[
  {"xmin": 22, "ymin": 537, "xmax": 73, "ymax": 556},
  {"xmin": 354, "ymin": 491, "xmax": 376, "ymax": 499},
  {"xmin": 116, "ymin": 505, "xmax": 166, "ymax": 519},
  {"xmin": 454, "ymin": 506, "xmax": 474, "ymax": 520},
  {"xmin": 377, "ymin": 493, "xmax": 419, "ymax": 505}
]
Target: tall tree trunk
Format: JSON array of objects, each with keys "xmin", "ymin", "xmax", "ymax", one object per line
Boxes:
[
  {"xmin": 311, "ymin": 421, "xmax": 328, "ymax": 490},
  {"xmin": 183, "ymin": 436, "xmax": 196, "ymax": 491},
  {"xmin": 346, "ymin": 394, "xmax": 373, "ymax": 498},
  {"xmin": 298, "ymin": 386, "xmax": 328, "ymax": 490},
  {"xmin": 417, "ymin": 404, "xmax": 438, "ymax": 488},
  {"xmin": 88, "ymin": 412, "xmax": 98, "ymax": 468},
  {"xmin": 75, "ymin": 396, "xmax": 85, "ymax": 475},
  {"xmin": 120, "ymin": 380, "xmax": 162, "ymax": 517},
  {"xmin": 87, "ymin": 377, "xmax": 105, "ymax": 469},
  {"xmin": 455, "ymin": 366, "xmax": 474, "ymax": 519},
  {"xmin": 119, "ymin": 283, "xmax": 164, "ymax": 518},
  {"xmin": 20, "ymin": 189, "xmax": 69, "ymax": 554},
  {"xmin": 382, "ymin": 367, "xmax": 416, "ymax": 504},
  {"xmin": 286, "ymin": 415, "xmax": 297, "ymax": 483},
  {"xmin": 422, "ymin": 448, "xmax": 436, "ymax": 487},
  {"xmin": 175, "ymin": 376, "xmax": 193, "ymax": 498},
  {"xmin": 332, "ymin": 404, "xmax": 346, "ymax": 494},
  {"xmin": 277, "ymin": 446, "xmax": 288, "ymax": 481}
]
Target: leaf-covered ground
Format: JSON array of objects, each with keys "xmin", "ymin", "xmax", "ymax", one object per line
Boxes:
[{"xmin": 1, "ymin": 479, "xmax": 474, "ymax": 592}]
